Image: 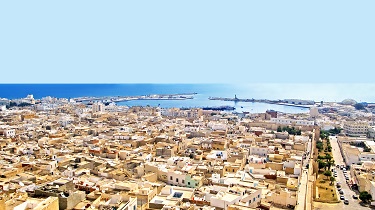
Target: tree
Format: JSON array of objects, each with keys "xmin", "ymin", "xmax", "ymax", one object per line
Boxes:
[
  {"xmin": 329, "ymin": 127, "xmax": 342, "ymax": 135},
  {"xmin": 330, "ymin": 176, "xmax": 335, "ymax": 185},
  {"xmin": 359, "ymin": 191, "xmax": 372, "ymax": 203},
  {"xmin": 327, "ymin": 145, "xmax": 332, "ymax": 152},
  {"xmin": 326, "ymin": 161, "xmax": 333, "ymax": 170},
  {"xmin": 325, "ymin": 153, "xmax": 332, "ymax": 161},
  {"xmin": 320, "ymin": 130, "xmax": 329, "ymax": 140},
  {"xmin": 323, "ymin": 170, "xmax": 332, "ymax": 180},
  {"xmin": 318, "ymin": 160, "xmax": 326, "ymax": 171},
  {"xmin": 316, "ymin": 141, "xmax": 324, "ymax": 151},
  {"xmin": 317, "ymin": 155, "xmax": 325, "ymax": 160}
]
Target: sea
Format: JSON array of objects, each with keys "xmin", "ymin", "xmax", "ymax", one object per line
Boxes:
[{"xmin": 0, "ymin": 83, "xmax": 374, "ymax": 114}]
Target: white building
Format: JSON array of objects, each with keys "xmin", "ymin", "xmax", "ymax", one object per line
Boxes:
[
  {"xmin": 167, "ymin": 170, "xmax": 186, "ymax": 186},
  {"xmin": 271, "ymin": 118, "xmax": 314, "ymax": 126},
  {"xmin": 249, "ymin": 146, "xmax": 274, "ymax": 157},
  {"xmin": 92, "ymin": 102, "xmax": 105, "ymax": 113},
  {"xmin": 0, "ymin": 126, "xmax": 15, "ymax": 138},
  {"xmin": 59, "ymin": 116, "xmax": 74, "ymax": 127},
  {"xmin": 210, "ymin": 192, "xmax": 241, "ymax": 210},
  {"xmin": 368, "ymin": 126, "xmax": 375, "ymax": 138}
]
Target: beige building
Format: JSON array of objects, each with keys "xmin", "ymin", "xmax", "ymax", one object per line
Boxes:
[{"xmin": 343, "ymin": 120, "xmax": 369, "ymax": 137}]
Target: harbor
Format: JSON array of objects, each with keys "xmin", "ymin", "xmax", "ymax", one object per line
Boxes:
[
  {"xmin": 208, "ymin": 96, "xmax": 314, "ymax": 108},
  {"xmin": 73, "ymin": 93, "xmax": 197, "ymax": 103}
]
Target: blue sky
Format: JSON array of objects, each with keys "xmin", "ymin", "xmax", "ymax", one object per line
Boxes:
[{"xmin": 0, "ymin": 1, "xmax": 374, "ymax": 83}]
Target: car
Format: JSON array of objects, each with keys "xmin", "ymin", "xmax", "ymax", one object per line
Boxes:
[
  {"xmin": 343, "ymin": 170, "xmax": 347, "ymax": 174},
  {"xmin": 340, "ymin": 195, "xmax": 345, "ymax": 200},
  {"xmin": 345, "ymin": 176, "xmax": 349, "ymax": 180},
  {"xmin": 339, "ymin": 190, "xmax": 344, "ymax": 195},
  {"xmin": 352, "ymin": 195, "xmax": 358, "ymax": 199},
  {"xmin": 344, "ymin": 199, "xmax": 349, "ymax": 205},
  {"xmin": 334, "ymin": 174, "xmax": 337, "ymax": 177}
]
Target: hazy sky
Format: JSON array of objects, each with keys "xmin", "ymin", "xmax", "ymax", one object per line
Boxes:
[{"xmin": 1, "ymin": 1, "xmax": 374, "ymax": 83}]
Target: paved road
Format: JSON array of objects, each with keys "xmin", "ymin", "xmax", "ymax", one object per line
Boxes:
[
  {"xmin": 296, "ymin": 132, "xmax": 313, "ymax": 210},
  {"xmin": 296, "ymin": 168, "xmax": 309, "ymax": 210},
  {"xmin": 314, "ymin": 136, "xmax": 369, "ymax": 210}
]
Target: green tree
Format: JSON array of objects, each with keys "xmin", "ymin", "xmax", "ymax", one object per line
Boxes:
[
  {"xmin": 323, "ymin": 170, "xmax": 332, "ymax": 180},
  {"xmin": 330, "ymin": 176, "xmax": 335, "ymax": 185},
  {"xmin": 327, "ymin": 145, "xmax": 332, "ymax": 152},
  {"xmin": 326, "ymin": 161, "xmax": 333, "ymax": 170},
  {"xmin": 317, "ymin": 155, "xmax": 325, "ymax": 160},
  {"xmin": 316, "ymin": 141, "xmax": 324, "ymax": 151},
  {"xmin": 320, "ymin": 130, "xmax": 329, "ymax": 139},
  {"xmin": 325, "ymin": 153, "xmax": 332, "ymax": 161},
  {"xmin": 359, "ymin": 191, "xmax": 372, "ymax": 203},
  {"xmin": 318, "ymin": 160, "xmax": 326, "ymax": 171},
  {"xmin": 329, "ymin": 127, "xmax": 342, "ymax": 135}
]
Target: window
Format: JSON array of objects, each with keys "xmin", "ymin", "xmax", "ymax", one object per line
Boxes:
[
  {"xmin": 176, "ymin": 178, "xmax": 179, "ymax": 182},
  {"xmin": 188, "ymin": 182, "xmax": 190, "ymax": 185},
  {"xmin": 133, "ymin": 206, "xmax": 136, "ymax": 210},
  {"xmin": 182, "ymin": 180, "xmax": 185, "ymax": 184},
  {"xmin": 258, "ymin": 194, "xmax": 260, "ymax": 198},
  {"xmin": 195, "ymin": 183, "xmax": 198, "ymax": 186},
  {"xmin": 170, "ymin": 176, "xmax": 173, "ymax": 180}
]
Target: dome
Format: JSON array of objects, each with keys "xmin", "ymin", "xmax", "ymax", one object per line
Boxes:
[{"xmin": 341, "ymin": 99, "xmax": 357, "ymax": 105}]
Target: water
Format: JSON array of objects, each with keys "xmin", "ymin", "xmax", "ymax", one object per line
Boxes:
[{"xmin": 0, "ymin": 83, "xmax": 374, "ymax": 113}]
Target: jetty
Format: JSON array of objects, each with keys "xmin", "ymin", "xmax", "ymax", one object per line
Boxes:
[
  {"xmin": 73, "ymin": 93, "xmax": 197, "ymax": 103},
  {"xmin": 208, "ymin": 96, "xmax": 314, "ymax": 108}
]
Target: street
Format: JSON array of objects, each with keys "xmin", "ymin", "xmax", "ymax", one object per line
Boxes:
[
  {"xmin": 296, "ymin": 131, "xmax": 314, "ymax": 210},
  {"xmin": 313, "ymin": 136, "xmax": 369, "ymax": 210}
]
